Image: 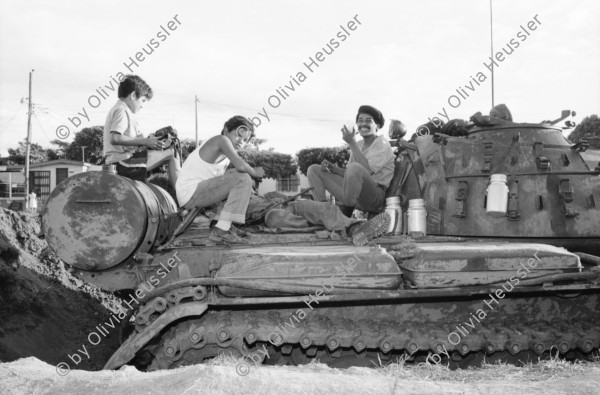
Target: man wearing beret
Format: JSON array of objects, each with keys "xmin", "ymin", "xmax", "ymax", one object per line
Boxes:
[{"xmin": 307, "ymin": 105, "xmax": 395, "ymax": 215}]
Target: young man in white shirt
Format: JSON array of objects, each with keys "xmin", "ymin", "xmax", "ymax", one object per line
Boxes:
[
  {"xmin": 308, "ymin": 105, "xmax": 395, "ymax": 215},
  {"xmin": 103, "ymin": 75, "xmax": 180, "ymax": 187}
]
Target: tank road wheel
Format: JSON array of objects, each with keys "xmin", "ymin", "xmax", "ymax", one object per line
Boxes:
[
  {"xmin": 148, "ymin": 344, "xmax": 247, "ymax": 371},
  {"xmin": 144, "ymin": 316, "xmax": 252, "ymax": 371}
]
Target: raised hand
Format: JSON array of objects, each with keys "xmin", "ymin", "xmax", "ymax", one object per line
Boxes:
[{"xmin": 341, "ymin": 124, "xmax": 356, "ymax": 144}]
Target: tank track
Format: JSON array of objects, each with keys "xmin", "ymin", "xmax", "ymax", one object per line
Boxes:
[
  {"xmin": 133, "ymin": 286, "xmax": 207, "ymax": 333},
  {"xmin": 145, "ymin": 307, "xmax": 600, "ymax": 370}
]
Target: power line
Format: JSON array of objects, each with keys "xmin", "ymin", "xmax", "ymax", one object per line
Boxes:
[
  {"xmin": 0, "ymin": 102, "xmax": 25, "ymax": 132},
  {"xmin": 33, "ymin": 113, "xmax": 52, "ymax": 142}
]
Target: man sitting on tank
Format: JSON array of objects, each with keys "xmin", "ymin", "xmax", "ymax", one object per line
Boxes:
[
  {"xmin": 175, "ymin": 116, "xmax": 265, "ymax": 244},
  {"xmin": 103, "ymin": 75, "xmax": 180, "ymax": 187},
  {"xmin": 307, "ymin": 105, "xmax": 395, "ymax": 216}
]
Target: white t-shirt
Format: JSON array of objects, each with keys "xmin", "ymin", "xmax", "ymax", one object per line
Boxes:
[
  {"xmin": 103, "ymin": 100, "xmax": 142, "ymax": 164},
  {"xmin": 348, "ymin": 135, "xmax": 395, "ymax": 188},
  {"xmin": 175, "ymin": 142, "xmax": 231, "ymax": 206}
]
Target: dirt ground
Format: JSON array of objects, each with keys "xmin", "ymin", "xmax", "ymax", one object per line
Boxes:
[
  {"xmin": 0, "ymin": 208, "xmax": 124, "ymax": 371},
  {"xmin": 1, "ymin": 357, "xmax": 600, "ymax": 395}
]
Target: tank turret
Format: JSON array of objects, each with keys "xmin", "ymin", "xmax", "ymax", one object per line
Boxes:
[{"xmin": 394, "ymin": 117, "xmax": 600, "ymax": 254}]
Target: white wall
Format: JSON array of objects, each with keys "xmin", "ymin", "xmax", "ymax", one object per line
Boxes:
[
  {"xmin": 30, "ymin": 163, "xmax": 88, "ymax": 190},
  {"xmin": 257, "ymin": 172, "xmax": 310, "ymax": 196},
  {"xmin": 0, "ymin": 172, "xmax": 25, "ymax": 184}
]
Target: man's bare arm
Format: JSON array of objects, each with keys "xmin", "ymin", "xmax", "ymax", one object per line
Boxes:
[
  {"xmin": 347, "ymin": 143, "xmax": 372, "ymax": 172},
  {"xmin": 341, "ymin": 126, "xmax": 372, "ymax": 172},
  {"xmin": 110, "ymin": 132, "xmax": 163, "ymax": 150},
  {"xmin": 218, "ymin": 137, "xmax": 265, "ymax": 178}
]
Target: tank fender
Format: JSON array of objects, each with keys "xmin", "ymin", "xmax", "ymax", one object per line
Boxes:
[{"xmin": 104, "ymin": 302, "xmax": 208, "ymax": 370}]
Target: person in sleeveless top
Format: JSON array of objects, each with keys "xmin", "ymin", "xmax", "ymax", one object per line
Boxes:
[{"xmin": 175, "ymin": 116, "xmax": 265, "ymax": 244}]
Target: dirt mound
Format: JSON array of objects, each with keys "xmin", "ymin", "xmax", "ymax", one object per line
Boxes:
[{"xmin": 0, "ymin": 208, "xmax": 124, "ymax": 371}]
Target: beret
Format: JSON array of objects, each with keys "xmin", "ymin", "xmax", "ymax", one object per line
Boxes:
[{"xmin": 356, "ymin": 105, "xmax": 385, "ymax": 128}]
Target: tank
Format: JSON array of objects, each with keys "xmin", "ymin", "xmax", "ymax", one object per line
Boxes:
[{"xmin": 42, "ymin": 113, "xmax": 600, "ymax": 370}]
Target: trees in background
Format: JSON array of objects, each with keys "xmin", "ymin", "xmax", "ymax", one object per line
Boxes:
[
  {"xmin": 6, "ymin": 141, "xmax": 52, "ymax": 164},
  {"xmin": 48, "ymin": 139, "xmax": 69, "ymax": 160},
  {"xmin": 238, "ymin": 149, "xmax": 297, "ymax": 180},
  {"xmin": 5, "ymin": 126, "xmax": 104, "ymax": 165},
  {"xmin": 64, "ymin": 126, "xmax": 104, "ymax": 164},
  {"xmin": 568, "ymin": 115, "xmax": 600, "ymax": 144},
  {"xmin": 296, "ymin": 147, "xmax": 350, "ymax": 176},
  {"xmin": 179, "ymin": 138, "xmax": 198, "ymax": 161},
  {"xmin": 7, "ymin": 130, "xmax": 356, "ymax": 182},
  {"xmin": 234, "ymin": 137, "xmax": 298, "ymax": 181}
]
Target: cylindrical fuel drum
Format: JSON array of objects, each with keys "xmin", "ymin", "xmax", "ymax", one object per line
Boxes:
[{"xmin": 42, "ymin": 171, "xmax": 179, "ymax": 271}]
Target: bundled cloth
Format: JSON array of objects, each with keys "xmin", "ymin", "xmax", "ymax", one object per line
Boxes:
[{"xmin": 153, "ymin": 126, "xmax": 183, "ymax": 166}]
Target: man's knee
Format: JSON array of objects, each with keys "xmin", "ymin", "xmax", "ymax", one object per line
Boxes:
[
  {"xmin": 147, "ymin": 149, "xmax": 175, "ymax": 170},
  {"xmin": 235, "ymin": 172, "xmax": 253, "ymax": 187},
  {"xmin": 346, "ymin": 162, "xmax": 366, "ymax": 178}
]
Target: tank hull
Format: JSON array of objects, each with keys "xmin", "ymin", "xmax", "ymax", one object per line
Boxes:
[{"xmin": 102, "ymin": 236, "xmax": 600, "ymax": 371}]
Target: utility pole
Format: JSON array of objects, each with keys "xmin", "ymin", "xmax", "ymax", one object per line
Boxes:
[
  {"xmin": 81, "ymin": 146, "xmax": 87, "ymax": 164},
  {"xmin": 24, "ymin": 69, "xmax": 34, "ymax": 209},
  {"xmin": 489, "ymin": 0, "xmax": 495, "ymax": 108},
  {"xmin": 194, "ymin": 95, "xmax": 199, "ymax": 148}
]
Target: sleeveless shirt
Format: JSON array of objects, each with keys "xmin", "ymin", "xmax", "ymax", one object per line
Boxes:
[{"xmin": 175, "ymin": 141, "xmax": 231, "ymax": 206}]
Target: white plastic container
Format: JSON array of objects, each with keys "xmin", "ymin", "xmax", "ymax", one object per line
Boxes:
[
  {"xmin": 486, "ymin": 174, "xmax": 509, "ymax": 217},
  {"xmin": 385, "ymin": 196, "xmax": 403, "ymax": 235},
  {"xmin": 407, "ymin": 199, "xmax": 427, "ymax": 236}
]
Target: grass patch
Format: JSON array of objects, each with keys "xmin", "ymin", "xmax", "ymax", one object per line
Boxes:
[
  {"xmin": 190, "ymin": 348, "xmax": 600, "ymax": 384},
  {"xmin": 376, "ymin": 349, "xmax": 600, "ymax": 383}
]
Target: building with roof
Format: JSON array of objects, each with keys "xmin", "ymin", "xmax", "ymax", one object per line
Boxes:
[{"xmin": 0, "ymin": 159, "xmax": 101, "ymax": 212}]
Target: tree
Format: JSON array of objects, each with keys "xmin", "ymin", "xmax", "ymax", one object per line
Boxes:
[
  {"xmin": 6, "ymin": 141, "xmax": 49, "ymax": 164},
  {"xmin": 48, "ymin": 139, "xmax": 69, "ymax": 160},
  {"xmin": 568, "ymin": 114, "xmax": 600, "ymax": 143},
  {"xmin": 180, "ymin": 138, "xmax": 199, "ymax": 161},
  {"xmin": 238, "ymin": 149, "xmax": 297, "ymax": 180},
  {"xmin": 65, "ymin": 126, "xmax": 104, "ymax": 164},
  {"xmin": 296, "ymin": 147, "xmax": 350, "ymax": 176},
  {"xmin": 46, "ymin": 149, "xmax": 61, "ymax": 161},
  {"xmin": 50, "ymin": 139, "xmax": 69, "ymax": 150},
  {"xmin": 179, "ymin": 137, "xmax": 268, "ymax": 162},
  {"xmin": 241, "ymin": 137, "xmax": 267, "ymax": 151}
]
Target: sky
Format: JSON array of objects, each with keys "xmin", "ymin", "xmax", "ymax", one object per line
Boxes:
[{"xmin": 0, "ymin": 0, "xmax": 599, "ymax": 157}]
